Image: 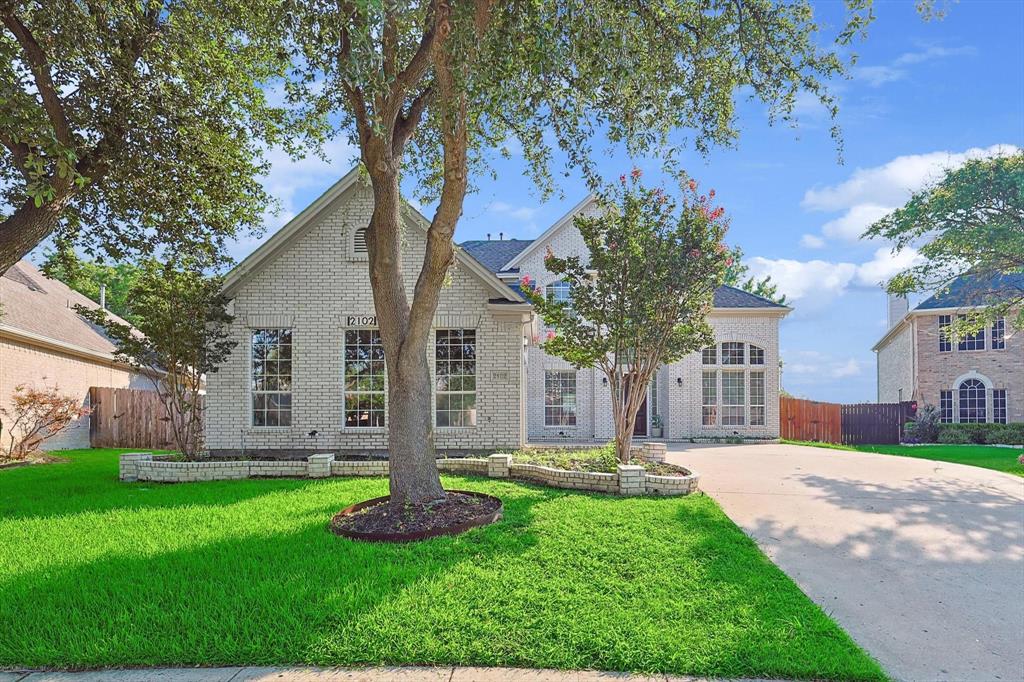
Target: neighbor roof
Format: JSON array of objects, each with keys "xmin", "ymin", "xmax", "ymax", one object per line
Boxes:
[
  {"xmin": 0, "ymin": 260, "xmax": 134, "ymax": 358},
  {"xmin": 458, "ymin": 238, "xmax": 789, "ymax": 310},
  {"xmin": 915, "ymin": 272, "xmax": 1024, "ymax": 311}
]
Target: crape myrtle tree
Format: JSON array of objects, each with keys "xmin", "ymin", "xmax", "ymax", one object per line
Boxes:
[
  {"xmin": 283, "ymin": 0, "xmax": 886, "ymax": 506},
  {"xmin": 522, "ymin": 172, "xmax": 729, "ymax": 464},
  {"xmin": 865, "ymin": 152, "xmax": 1024, "ymax": 334},
  {"xmin": 79, "ymin": 260, "xmax": 236, "ymax": 460},
  {"xmin": 0, "ymin": 0, "xmax": 301, "ymax": 274}
]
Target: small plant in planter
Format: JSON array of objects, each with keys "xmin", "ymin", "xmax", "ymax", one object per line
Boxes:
[{"xmin": 651, "ymin": 414, "xmax": 664, "ymax": 438}]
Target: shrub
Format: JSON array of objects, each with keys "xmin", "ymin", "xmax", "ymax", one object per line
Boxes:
[
  {"xmin": 938, "ymin": 423, "xmax": 1024, "ymax": 446},
  {"xmin": 0, "ymin": 384, "xmax": 90, "ymax": 460},
  {"xmin": 904, "ymin": 404, "xmax": 941, "ymax": 443}
]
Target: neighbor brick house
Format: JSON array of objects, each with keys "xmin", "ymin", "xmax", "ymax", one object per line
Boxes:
[
  {"xmin": 873, "ymin": 273, "xmax": 1022, "ymax": 423},
  {"xmin": 205, "ymin": 170, "xmax": 790, "ymax": 457},
  {"xmin": 0, "ymin": 260, "xmax": 153, "ymax": 449}
]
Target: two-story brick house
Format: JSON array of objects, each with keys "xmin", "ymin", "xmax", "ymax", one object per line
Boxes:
[
  {"xmin": 204, "ymin": 170, "xmax": 790, "ymax": 457},
  {"xmin": 873, "ymin": 273, "xmax": 1023, "ymax": 423}
]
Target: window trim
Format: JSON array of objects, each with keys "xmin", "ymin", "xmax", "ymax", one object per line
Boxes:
[
  {"xmin": 938, "ymin": 315, "xmax": 952, "ymax": 353},
  {"xmin": 991, "ymin": 317, "xmax": 1006, "ymax": 350},
  {"xmin": 993, "ymin": 389, "xmax": 1007, "ymax": 424},
  {"xmin": 343, "ymin": 328, "xmax": 386, "ymax": 430},
  {"xmin": 749, "ymin": 370, "xmax": 766, "ymax": 426},
  {"xmin": 434, "ymin": 328, "xmax": 478, "ymax": 429},
  {"xmin": 250, "ymin": 328, "xmax": 293, "ymax": 428},
  {"xmin": 721, "ymin": 341, "xmax": 745, "ymax": 365},
  {"xmin": 701, "ymin": 370, "xmax": 718, "ymax": 427},
  {"xmin": 957, "ymin": 378, "xmax": 987, "ymax": 423},
  {"xmin": 939, "ymin": 390, "xmax": 953, "ymax": 423},
  {"xmin": 721, "ymin": 369, "xmax": 746, "ymax": 426},
  {"xmin": 544, "ymin": 369, "xmax": 578, "ymax": 427}
]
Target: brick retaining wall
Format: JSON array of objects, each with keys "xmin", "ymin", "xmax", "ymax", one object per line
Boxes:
[{"xmin": 120, "ymin": 452, "xmax": 699, "ymax": 496}]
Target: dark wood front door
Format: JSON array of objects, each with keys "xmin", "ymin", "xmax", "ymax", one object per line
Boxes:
[{"xmin": 628, "ymin": 379, "xmax": 648, "ymax": 437}]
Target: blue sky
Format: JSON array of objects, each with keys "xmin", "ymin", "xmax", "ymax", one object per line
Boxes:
[{"xmin": 61, "ymin": 1, "xmax": 1024, "ymax": 403}]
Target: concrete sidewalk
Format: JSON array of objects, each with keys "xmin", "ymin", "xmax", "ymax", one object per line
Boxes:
[{"xmin": 0, "ymin": 668, "xmax": 784, "ymax": 682}]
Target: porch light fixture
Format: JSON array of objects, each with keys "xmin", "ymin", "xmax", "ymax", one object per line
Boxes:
[{"xmin": 676, "ymin": 377, "xmax": 683, "ymax": 386}]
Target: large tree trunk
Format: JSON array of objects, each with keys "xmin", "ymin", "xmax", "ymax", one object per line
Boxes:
[
  {"xmin": 364, "ymin": 155, "xmax": 446, "ymax": 507},
  {"xmin": 0, "ymin": 198, "xmax": 67, "ymax": 274}
]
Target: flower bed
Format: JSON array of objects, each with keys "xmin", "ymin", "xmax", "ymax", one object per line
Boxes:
[{"xmin": 119, "ymin": 452, "xmax": 699, "ymax": 496}]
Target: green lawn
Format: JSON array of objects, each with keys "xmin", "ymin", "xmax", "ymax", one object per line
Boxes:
[
  {"xmin": 782, "ymin": 440, "xmax": 1024, "ymax": 477},
  {"xmin": 0, "ymin": 449, "xmax": 884, "ymax": 680}
]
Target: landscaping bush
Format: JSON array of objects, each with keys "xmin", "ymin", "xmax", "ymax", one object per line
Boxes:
[
  {"xmin": 938, "ymin": 423, "xmax": 1024, "ymax": 446},
  {"xmin": 0, "ymin": 384, "xmax": 90, "ymax": 460},
  {"xmin": 904, "ymin": 404, "xmax": 941, "ymax": 443}
]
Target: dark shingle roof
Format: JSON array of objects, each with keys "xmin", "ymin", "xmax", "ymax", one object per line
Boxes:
[
  {"xmin": 916, "ymin": 272, "xmax": 1024, "ymax": 310},
  {"xmin": 713, "ymin": 285, "xmax": 788, "ymax": 309},
  {"xmin": 460, "ymin": 237, "xmax": 787, "ymax": 309},
  {"xmin": 459, "ymin": 239, "xmax": 533, "ymax": 272}
]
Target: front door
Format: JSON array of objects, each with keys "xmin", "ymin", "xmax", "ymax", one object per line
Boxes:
[{"xmin": 625, "ymin": 376, "xmax": 648, "ymax": 437}]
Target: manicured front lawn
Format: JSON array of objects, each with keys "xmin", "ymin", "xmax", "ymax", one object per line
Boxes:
[
  {"xmin": 783, "ymin": 440, "xmax": 1024, "ymax": 477},
  {"xmin": 0, "ymin": 449, "xmax": 884, "ymax": 680}
]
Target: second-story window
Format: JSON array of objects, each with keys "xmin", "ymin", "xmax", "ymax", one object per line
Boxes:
[
  {"xmin": 938, "ymin": 315, "xmax": 952, "ymax": 352},
  {"xmin": 992, "ymin": 317, "xmax": 1006, "ymax": 350},
  {"xmin": 957, "ymin": 314, "xmax": 985, "ymax": 351},
  {"xmin": 721, "ymin": 342, "xmax": 745, "ymax": 365}
]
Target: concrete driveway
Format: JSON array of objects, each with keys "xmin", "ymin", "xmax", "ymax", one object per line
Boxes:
[{"xmin": 668, "ymin": 443, "xmax": 1024, "ymax": 682}]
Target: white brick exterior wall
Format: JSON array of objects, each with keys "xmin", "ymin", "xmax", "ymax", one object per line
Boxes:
[
  {"xmin": 204, "ymin": 181, "xmax": 527, "ymax": 457},
  {"xmin": 876, "ymin": 322, "xmax": 914, "ymax": 403},
  {"xmin": 514, "ymin": 207, "xmax": 784, "ymax": 442}
]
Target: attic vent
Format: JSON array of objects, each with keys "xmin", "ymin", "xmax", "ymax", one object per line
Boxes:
[{"xmin": 354, "ymin": 227, "xmax": 368, "ymax": 254}]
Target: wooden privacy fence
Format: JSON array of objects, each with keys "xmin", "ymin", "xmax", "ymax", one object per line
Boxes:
[
  {"xmin": 780, "ymin": 396, "xmax": 916, "ymax": 445},
  {"xmin": 780, "ymin": 397, "xmax": 841, "ymax": 444},
  {"xmin": 89, "ymin": 387, "xmax": 203, "ymax": 449}
]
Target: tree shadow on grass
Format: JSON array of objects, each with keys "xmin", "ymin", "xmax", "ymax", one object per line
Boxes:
[{"xmin": 0, "ymin": 476, "xmax": 549, "ymax": 670}]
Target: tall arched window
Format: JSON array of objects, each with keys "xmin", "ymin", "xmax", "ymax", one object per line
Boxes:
[{"xmin": 958, "ymin": 379, "xmax": 986, "ymax": 423}]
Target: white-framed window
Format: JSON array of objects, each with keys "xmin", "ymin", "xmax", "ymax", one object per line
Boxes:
[
  {"xmin": 958, "ymin": 378, "xmax": 986, "ymax": 423},
  {"xmin": 721, "ymin": 342, "xmax": 745, "ymax": 365},
  {"xmin": 544, "ymin": 370, "xmax": 577, "ymax": 426},
  {"xmin": 545, "ymin": 281, "xmax": 572, "ymax": 311},
  {"xmin": 344, "ymin": 329, "xmax": 385, "ymax": 428},
  {"xmin": 748, "ymin": 345, "xmax": 765, "ymax": 365},
  {"xmin": 435, "ymin": 329, "xmax": 476, "ymax": 427},
  {"xmin": 938, "ymin": 315, "xmax": 952, "ymax": 352},
  {"xmin": 992, "ymin": 317, "xmax": 1006, "ymax": 350},
  {"xmin": 749, "ymin": 371, "xmax": 765, "ymax": 426},
  {"xmin": 702, "ymin": 346, "xmax": 716, "ymax": 365},
  {"xmin": 701, "ymin": 371, "xmax": 717, "ymax": 426},
  {"xmin": 251, "ymin": 329, "xmax": 292, "ymax": 427},
  {"xmin": 957, "ymin": 314, "xmax": 985, "ymax": 351},
  {"xmin": 939, "ymin": 390, "xmax": 953, "ymax": 423},
  {"xmin": 721, "ymin": 370, "xmax": 745, "ymax": 425},
  {"xmin": 993, "ymin": 389, "xmax": 1007, "ymax": 424}
]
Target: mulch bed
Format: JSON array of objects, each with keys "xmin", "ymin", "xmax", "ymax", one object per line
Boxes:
[{"xmin": 330, "ymin": 490, "xmax": 502, "ymax": 542}]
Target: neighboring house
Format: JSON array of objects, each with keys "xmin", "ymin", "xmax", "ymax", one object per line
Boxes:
[
  {"xmin": 463, "ymin": 195, "xmax": 791, "ymax": 443},
  {"xmin": 204, "ymin": 170, "xmax": 790, "ymax": 458},
  {"xmin": 873, "ymin": 273, "xmax": 1023, "ymax": 423},
  {"xmin": 0, "ymin": 260, "xmax": 153, "ymax": 450}
]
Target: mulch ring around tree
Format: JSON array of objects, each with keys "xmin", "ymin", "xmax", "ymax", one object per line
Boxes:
[{"xmin": 330, "ymin": 490, "xmax": 503, "ymax": 543}]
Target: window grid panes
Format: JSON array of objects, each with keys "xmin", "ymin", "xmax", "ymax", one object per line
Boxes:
[
  {"xmin": 748, "ymin": 345, "xmax": 765, "ymax": 365},
  {"xmin": 721, "ymin": 370, "xmax": 745, "ymax": 425},
  {"xmin": 251, "ymin": 329, "xmax": 292, "ymax": 427},
  {"xmin": 701, "ymin": 371, "xmax": 717, "ymax": 426},
  {"xmin": 344, "ymin": 329, "xmax": 385, "ymax": 428},
  {"xmin": 939, "ymin": 390, "xmax": 953, "ymax": 423},
  {"xmin": 958, "ymin": 379, "xmax": 986, "ymax": 423},
  {"xmin": 993, "ymin": 389, "xmax": 1007, "ymax": 424},
  {"xmin": 545, "ymin": 280, "xmax": 571, "ymax": 305},
  {"xmin": 721, "ymin": 342, "xmax": 745, "ymax": 365},
  {"xmin": 435, "ymin": 329, "xmax": 477, "ymax": 427},
  {"xmin": 992, "ymin": 318, "xmax": 1006, "ymax": 350},
  {"xmin": 749, "ymin": 371, "xmax": 766, "ymax": 426},
  {"xmin": 544, "ymin": 370, "xmax": 577, "ymax": 426},
  {"xmin": 957, "ymin": 314, "xmax": 985, "ymax": 351},
  {"xmin": 702, "ymin": 346, "xmax": 716, "ymax": 365},
  {"xmin": 938, "ymin": 315, "xmax": 952, "ymax": 352}
]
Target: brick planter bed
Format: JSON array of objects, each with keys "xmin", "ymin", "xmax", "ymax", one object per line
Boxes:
[{"xmin": 120, "ymin": 451, "xmax": 700, "ymax": 496}]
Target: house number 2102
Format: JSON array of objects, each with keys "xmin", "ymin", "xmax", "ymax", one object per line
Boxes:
[{"xmin": 346, "ymin": 315, "xmax": 377, "ymax": 326}]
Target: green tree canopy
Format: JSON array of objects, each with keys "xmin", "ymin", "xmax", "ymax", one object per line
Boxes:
[
  {"xmin": 522, "ymin": 172, "xmax": 729, "ymax": 462},
  {"xmin": 40, "ymin": 249, "xmax": 143, "ymax": 327},
  {"xmin": 864, "ymin": 151, "xmax": 1024, "ymax": 328},
  {"xmin": 0, "ymin": 0, "xmax": 302, "ymax": 273}
]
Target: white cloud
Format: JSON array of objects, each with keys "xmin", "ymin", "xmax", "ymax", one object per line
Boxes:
[
  {"xmin": 855, "ymin": 246, "xmax": 924, "ymax": 288},
  {"xmin": 802, "ymin": 144, "xmax": 1020, "ymax": 244},
  {"xmin": 853, "ymin": 45, "xmax": 977, "ymax": 87},
  {"xmin": 799, "ymin": 234, "xmax": 826, "ymax": 249},
  {"xmin": 831, "ymin": 358, "xmax": 862, "ymax": 378},
  {"xmin": 489, "ymin": 201, "xmax": 536, "ymax": 221}
]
